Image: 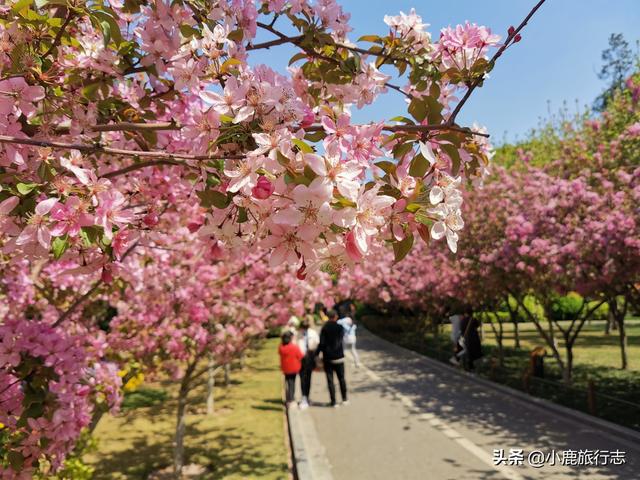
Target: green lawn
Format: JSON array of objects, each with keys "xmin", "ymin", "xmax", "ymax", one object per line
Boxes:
[
  {"xmin": 361, "ymin": 315, "xmax": 640, "ymax": 430},
  {"xmin": 86, "ymin": 338, "xmax": 289, "ymax": 479},
  {"xmin": 468, "ymin": 318, "xmax": 640, "ymax": 371}
]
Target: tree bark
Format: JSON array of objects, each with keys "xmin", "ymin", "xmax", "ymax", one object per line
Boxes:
[
  {"xmin": 610, "ymin": 297, "xmax": 629, "ymax": 370},
  {"xmin": 489, "ymin": 313, "xmax": 504, "ymax": 368},
  {"xmin": 206, "ymin": 356, "xmax": 216, "ymax": 415},
  {"xmin": 512, "ymin": 294, "xmax": 565, "ymax": 378},
  {"xmin": 562, "ymin": 339, "xmax": 573, "ymax": 385},
  {"xmin": 174, "ymin": 362, "xmax": 196, "ymax": 478},
  {"xmin": 224, "ymin": 363, "xmax": 231, "ymax": 385},
  {"xmin": 505, "ymin": 298, "xmax": 521, "ymax": 349}
]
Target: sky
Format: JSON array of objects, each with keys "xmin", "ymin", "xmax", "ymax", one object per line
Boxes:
[{"xmin": 252, "ymin": 0, "xmax": 640, "ymax": 145}]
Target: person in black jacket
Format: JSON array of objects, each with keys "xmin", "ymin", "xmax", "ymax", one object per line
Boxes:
[
  {"xmin": 459, "ymin": 308, "xmax": 482, "ymax": 371},
  {"xmin": 316, "ymin": 309, "xmax": 348, "ymax": 407}
]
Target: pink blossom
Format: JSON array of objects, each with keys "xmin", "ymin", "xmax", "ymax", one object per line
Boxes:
[{"xmin": 94, "ymin": 191, "xmax": 134, "ymax": 240}]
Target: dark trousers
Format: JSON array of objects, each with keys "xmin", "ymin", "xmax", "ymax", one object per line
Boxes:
[
  {"xmin": 284, "ymin": 373, "xmax": 297, "ymax": 403},
  {"xmin": 300, "ymin": 354, "xmax": 315, "ymax": 398},
  {"xmin": 324, "ymin": 360, "xmax": 347, "ymax": 405}
]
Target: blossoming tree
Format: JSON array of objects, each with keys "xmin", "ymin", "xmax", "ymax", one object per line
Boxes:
[{"xmin": 0, "ymin": 0, "xmax": 549, "ymax": 476}]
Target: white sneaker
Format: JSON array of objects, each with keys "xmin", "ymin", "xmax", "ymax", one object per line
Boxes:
[
  {"xmin": 449, "ymin": 356, "xmax": 460, "ymax": 366},
  {"xmin": 342, "ymin": 400, "xmax": 350, "ymax": 406},
  {"xmin": 299, "ymin": 398, "xmax": 309, "ymax": 410},
  {"xmin": 332, "ymin": 403, "xmax": 340, "ymax": 408}
]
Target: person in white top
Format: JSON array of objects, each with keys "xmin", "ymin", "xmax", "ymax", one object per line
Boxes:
[
  {"xmin": 448, "ymin": 313, "xmax": 463, "ymax": 366},
  {"xmin": 337, "ymin": 315, "xmax": 360, "ymax": 368},
  {"xmin": 296, "ymin": 320, "xmax": 320, "ymax": 409}
]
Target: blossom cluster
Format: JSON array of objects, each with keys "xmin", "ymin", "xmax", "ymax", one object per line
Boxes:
[{"xmin": 0, "ymin": 0, "xmax": 501, "ymax": 282}]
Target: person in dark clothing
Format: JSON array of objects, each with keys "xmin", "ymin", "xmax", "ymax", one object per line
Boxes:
[
  {"xmin": 459, "ymin": 309, "xmax": 482, "ymax": 370},
  {"xmin": 316, "ymin": 309, "xmax": 348, "ymax": 407}
]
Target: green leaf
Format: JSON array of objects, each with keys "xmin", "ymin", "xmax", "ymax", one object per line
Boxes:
[
  {"xmin": 11, "ymin": 0, "xmax": 31, "ymax": 13},
  {"xmin": 304, "ymin": 130, "xmax": 326, "ymax": 143},
  {"xmin": 392, "ymin": 141, "xmax": 414, "ymax": 160},
  {"xmin": 357, "ymin": 35, "xmax": 382, "ymax": 43},
  {"xmin": 227, "ymin": 29, "xmax": 244, "ymax": 42},
  {"xmin": 52, "ymin": 235, "xmax": 69, "ymax": 259},
  {"xmin": 374, "ymin": 161, "xmax": 396, "ymax": 175},
  {"xmin": 16, "ymin": 182, "xmax": 38, "ymax": 195},
  {"xmin": 408, "ymin": 98, "xmax": 427, "ymax": 122},
  {"xmin": 393, "ymin": 233, "xmax": 414, "ymax": 263},
  {"xmin": 80, "ymin": 226, "xmax": 102, "ymax": 247},
  {"xmin": 237, "ymin": 207, "xmax": 248, "ymax": 223},
  {"xmin": 409, "ymin": 153, "xmax": 429, "ymax": 178},
  {"xmin": 288, "ymin": 52, "xmax": 308, "ymax": 66},
  {"xmin": 37, "ymin": 162, "xmax": 56, "ymax": 182},
  {"xmin": 414, "ymin": 208, "xmax": 432, "ymax": 225},
  {"xmin": 292, "ymin": 138, "xmax": 314, "ymax": 153},
  {"xmin": 7, "ymin": 451, "xmax": 24, "ymax": 471},
  {"xmin": 179, "ymin": 24, "xmax": 199, "ymax": 38},
  {"xmin": 99, "ymin": 20, "xmax": 111, "ymax": 47},
  {"xmin": 196, "ymin": 190, "xmax": 231, "ymax": 209},
  {"xmin": 389, "ymin": 116, "xmax": 415, "ymax": 124},
  {"xmin": 441, "ymin": 143, "xmax": 462, "ymax": 175},
  {"xmin": 220, "ymin": 58, "xmax": 241, "ymax": 74},
  {"xmin": 276, "ymin": 151, "xmax": 290, "ymax": 167}
]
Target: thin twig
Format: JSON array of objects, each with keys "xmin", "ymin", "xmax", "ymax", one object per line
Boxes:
[
  {"xmin": 42, "ymin": 8, "xmax": 75, "ymax": 59},
  {"xmin": 101, "ymin": 159, "xmax": 193, "ymax": 178}
]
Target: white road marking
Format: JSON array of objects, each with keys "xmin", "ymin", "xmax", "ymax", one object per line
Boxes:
[{"xmin": 360, "ymin": 364, "xmax": 526, "ymax": 480}]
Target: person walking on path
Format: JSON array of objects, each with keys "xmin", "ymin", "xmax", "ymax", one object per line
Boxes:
[
  {"xmin": 337, "ymin": 314, "xmax": 360, "ymax": 368},
  {"xmin": 317, "ymin": 309, "xmax": 348, "ymax": 407},
  {"xmin": 297, "ymin": 320, "xmax": 320, "ymax": 409},
  {"xmin": 279, "ymin": 331, "xmax": 304, "ymax": 405},
  {"xmin": 459, "ymin": 308, "xmax": 482, "ymax": 371}
]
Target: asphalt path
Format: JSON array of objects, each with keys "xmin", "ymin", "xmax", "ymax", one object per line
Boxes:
[{"xmin": 299, "ymin": 327, "xmax": 639, "ymax": 480}]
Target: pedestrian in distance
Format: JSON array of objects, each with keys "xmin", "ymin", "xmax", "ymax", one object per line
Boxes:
[
  {"xmin": 297, "ymin": 320, "xmax": 320, "ymax": 409},
  {"xmin": 316, "ymin": 309, "xmax": 349, "ymax": 407},
  {"xmin": 459, "ymin": 307, "xmax": 482, "ymax": 371},
  {"xmin": 278, "ymin": 331, "xmax": 303, "ymax": 406},
  {"xmin": 337, "ymin": 314, "xmax": 360, "ymax": 368}
]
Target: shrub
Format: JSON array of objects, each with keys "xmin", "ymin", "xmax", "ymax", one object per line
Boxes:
[
  {"xmin": 122, "ymin": 387, "xmax": 168, "ymax": 411},
  {"xmin": 588, "ymin": 301, "xmax": 610, "ymax": 320},
  {"xmin": 549, "ymin": 292, "xmax": 584, "ymax": 320}
]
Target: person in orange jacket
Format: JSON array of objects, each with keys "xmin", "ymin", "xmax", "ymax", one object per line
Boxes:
[{"xmin": 279, "ymin": 331, "xmax": 304, "ymax": 405}]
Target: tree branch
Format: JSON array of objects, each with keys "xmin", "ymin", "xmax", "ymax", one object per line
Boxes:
[
  {"xmin": 101, "ymin": 159, "xmax": 194, "ymax": 179},
  {"xmin": 0, "ymin": 135, "xmax": 244, "ymax": 161},
  {"xmin": 447, "ymin": 0, "xmax": 547, "ymax": 126},
  {"xmin": 42, "ymin": 8, "xmax": 75, "ymax": 59}
]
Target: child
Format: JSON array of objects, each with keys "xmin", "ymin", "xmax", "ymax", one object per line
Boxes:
[{"xmin": 279, "ymin": 331, "xmax": 304, "ymax": 405}]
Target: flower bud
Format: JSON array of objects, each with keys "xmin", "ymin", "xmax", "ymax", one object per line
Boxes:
[{"xmin": 252, "ymin": 176, "xmax": 275, "ymax": 200}]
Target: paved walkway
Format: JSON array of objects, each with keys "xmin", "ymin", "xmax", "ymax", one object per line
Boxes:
[{"xmin": 299, "ymin": 328, "xmax": 640, "ymax": 480}]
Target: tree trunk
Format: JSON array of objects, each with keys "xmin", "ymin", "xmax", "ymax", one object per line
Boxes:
[
  {"xmin": 562, "ymin": 339, "xmax": 573, "ymax": 385},
  {"xmin": 224, "ymin": 363, "xmax": 231, "ymax": 386},
  {"xmin": 504, "ymin": 296, "xmax": 520, "ymax": 349},
  {"xmin": 610, "ymin": 297, "xmax": 629, "ymax": 370},
  {"xmin": 513, "ymin": 320, "xmax": 521, "ymax": 349},
  {"xmin": 513, "ymin": 295, "xmax": 565, "ymax": 378},
  {"xmin": 206, "ymin": 357, "xmax": 216, "ymax": 415},
  {"xmin": 174, "ymin": 363, "xmax": 196, "ymax": 478},
  {"xmin": 617, "ymin": 318, "xmax": 628, "ymax": 370},
  {"xmin": 489, "ymin": 314, "xmax": 504, "ymax": 368},
  {"xmin": 240, "ymin": 352, "xmax": 246, "ymax": 370}
]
